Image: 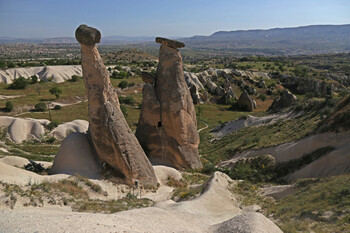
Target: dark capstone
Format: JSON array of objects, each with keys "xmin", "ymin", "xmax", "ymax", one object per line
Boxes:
[
  {"xmin": 155, "ymin": 37, "xmax": 185, "ymax": 49},
  {"xmin": 75, "ymin": 24, "xmax": 101, "ymax": 45},
  {"xmin": 141, "ymin": 72, "xmax": 155, "ymax": 84}
]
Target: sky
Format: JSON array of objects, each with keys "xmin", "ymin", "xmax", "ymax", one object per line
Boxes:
[{"xmin": 0, "ymin": 0, "xmax": 350, "ymax": 38}]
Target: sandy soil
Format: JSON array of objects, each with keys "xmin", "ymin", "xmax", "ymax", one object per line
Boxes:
[{"xmin": 0, "ymin": 157, "xmax": 283, "ymax": 233}]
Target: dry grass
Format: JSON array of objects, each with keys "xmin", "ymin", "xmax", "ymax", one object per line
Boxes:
[{"xmin": 72, "ymin": 197, "xmax": 154, "ymax": 214}]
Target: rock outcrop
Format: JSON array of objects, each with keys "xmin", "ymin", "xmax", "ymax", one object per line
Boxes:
[
  {"xmin": 273, "ymin": 73, "xmax": 333, "ymax": 97},
  {"xmin": 0, "ymin": 65, "xmax": 82, "ymax": 84},
  {"xmin": 50, "ymin": 132, "xmax": 101, "ymax": 179},
  {"xmin": 136, "ymin": 37, "xmax": 202, "ymax": 170},
  {"xmin": 269, "ymin": 90, "xmax": 297, "ymax": 112},
  {"xmin": 0, "ymin": 116, "xmax": 49, "ymax": 143},
  {"xmin": 75, "ymin": 24, "xmax": 157, "ymax": 186},
  {"xmin": 238, "ymin": 90, "xmax": 256, "ymax": 111},
  {"xmin": 51, "ymin": 119, "xmax": 89, "ymax": 140}
]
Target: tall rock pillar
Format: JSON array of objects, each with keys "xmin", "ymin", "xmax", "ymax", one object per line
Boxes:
[
  {"xmin": 75, "ymin": 24, "xmax": 157, "ymax": 186},
  {"xmin": 136, "ymin": 37, "xmax": 202, "ymax": 170}
]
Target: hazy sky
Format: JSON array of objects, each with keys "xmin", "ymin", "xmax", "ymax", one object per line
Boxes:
[{"xmin": 1, "ymin": 0, "xmax": 349, "ymax": 38}]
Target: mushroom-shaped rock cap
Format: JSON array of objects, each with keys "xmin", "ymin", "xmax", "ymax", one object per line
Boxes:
[
  {"xmin": 141, "ymin": 72, "xmax": 155, "ymax": 84},
  {"xmin": 155, "ymin": 37, "xmax": 185, "ymax": 49},
  {"xmin": 75, "ymin": 24, "xmax": 101, "ymax": 45}
]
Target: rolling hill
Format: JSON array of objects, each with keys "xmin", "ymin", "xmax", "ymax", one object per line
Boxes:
[{"xmin": 181, "ymin": 24, "xmax": 350, "ymax": 55}]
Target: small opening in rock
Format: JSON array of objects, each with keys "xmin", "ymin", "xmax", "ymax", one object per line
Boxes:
[{"xmin": 158, "ymin": 121, "xmax": 162, "ymax": 127}]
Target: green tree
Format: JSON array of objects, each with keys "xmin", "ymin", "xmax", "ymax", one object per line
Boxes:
[
  {"xmin": 8, "ymin": 77, "xmax": 29, "ymax": 89},
  {"xmin": 5, "ymin": 101, "xmax": 13, "ymax": 112},
  {"xmin": 0, "ymin": 59, "xmax": 6, "ymax": 69},
  {"xmin": 70, "ymin": 75, "xmax": 80, "ymax": 82},
  {"xmin": 116, "ymin": 70, "xmax": 128, "ymax": 79},
  {"xmin": 7, "ymin": 61, "xmax": 15, "ymax": 68},
  {"xmin": 49, "ymin": 86, "xmax": 62, "ymax": 99},
  {"xmin": 34, "ymin": 102, "xmax": 47, "ymax": 112},
  {"xmin": 31, "ymin": 75, "xmax": 38, "ymax": 84},
  {"xmin": 119, "ymin": 95, "xmax": 135, "ymax": 105},
  {"xmin": 118, "ymin": 80, "xmax": 129, "ymax": 89}
]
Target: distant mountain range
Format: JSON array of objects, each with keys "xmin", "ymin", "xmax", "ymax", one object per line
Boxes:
[
  {"xmin": 1, "ymin": 24, "xmax": 350, "ymax": 55},
  {"xmin": 179, "ymin": 24, "xmax": 350, "ymax": 55},
  {"xmin": 0, "ymin": 36, "xmax": 154, "ymax": 45}
]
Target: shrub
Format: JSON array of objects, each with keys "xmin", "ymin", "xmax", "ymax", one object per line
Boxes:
[
  {"xmin": 46, "ymin": 121, "xmax": 59, "ymax": 130},
  {"xmin": 117, "ymin": 70, "xmax": 128, "ymax": 79},
  {"xmin": 30, "ymin": 75, "xmax": 38, "ymax": 84},
  {"xmin": 111, "ymin": 70, "xmax": 129, "ymax": 79},
  {"xmin": 226, "ymin": 154, "xmax": 276, "ymax": 183},
  {"xmin": 7, "ymin": 61, "xmax": 15, "ymax": 68},
  {"xmin": 34, "ymin": 102, "xmax": 47, "ymax": 112},
  {"xmin": 24, "ymin": 161, "xmax": 45, "ymax": 173},
  {"xmin": 259, "ymin": 94, "xmax": 267, "ymax": 101},
  {"xmin": 53, "ymin": 105, "xmax": 62, "ymax": 110},
  {"xmin": 111, "ymin": 71, "xmax": 118, "ymax": 78},
  {"xmin": 44, "ymin": 137, "xmax": 56, "ymax": 144},
  {"xmin": 202, "ymin": 162, "xmax": 216, "ymax": 175},
  {"xmin": 8, "ymin": 77, "xmax": 29, "ymax": 89},
  {"xmin": 70, "ymin": 75, "xmax": 80, "ymax": 82},
  {"xmin": 49, "ymin": 86, "xmax": 62, "ymax": 99},
  {"xmin": 118, "ymin": 80, "xmax": 129, "ymax": 89},
  {"xmin": 0, "ymin": 59, "xmax": 5, "ymax": 69},
  {"xmin": 119, "ymin": 96, "xmax": 135, "ymax": 105},
  {"xmin": 5, "ymin": 101, "xmax": 13, "ymax": 112}
]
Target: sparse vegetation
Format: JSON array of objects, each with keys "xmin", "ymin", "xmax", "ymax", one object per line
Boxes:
[
  {"xmin": 34, "ymin": 102, "xmax": 47, "ymax": 112},
  {"xmin": 49, "ymin": 86, "xmax": 62, "ymax": 99},
  {"xmin": 45, "ymin": 120, "xmax": 59, "ymax": 130},
  {"xmin": 119, "ymin": 95, "xmax": 135, "ymax": 105},
  {"xmin": 8, "ymin": 77, "xmax": 29, "ymax": 90},
  {"xmin": 70, "ymin": 75, "xmax": 80, "ymax": 82},
  {"xmin": 72, "ymin": 197, "xmax": 154, "ymax": 214},
  {"xmin": 5, "ymin": 101, "xmax": 13, "ymax": 112}
]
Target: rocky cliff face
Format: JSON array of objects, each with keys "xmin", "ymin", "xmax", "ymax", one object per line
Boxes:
[
  {"xmin": 76, "ymin": 25, "xmax": 157, "ymax": 186},
  {"xmin": 136, "ymin": 37, "xmax": 202, "ymax": 170}
]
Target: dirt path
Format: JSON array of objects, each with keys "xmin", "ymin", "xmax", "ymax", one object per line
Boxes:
[
  {"xmin": 0, "ymin": 95, "xmax": 24, "ymax": 100},
  {"xmin": 198, "ymin": 122, "xmax": 209, "ymax": 133}
]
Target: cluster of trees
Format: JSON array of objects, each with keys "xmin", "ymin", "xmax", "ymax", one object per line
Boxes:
[
  {"xmin": 8, "ymin": 76, "xmax": 63, "ymax": 99},
  {"xmin": 8, "ymin": 75, "xmax": 46, "ymax": 90},
  {"xmin": 111, "ymin": 70, "xmax": 130, "ymax": 79},
  {"xmin": 118, "ymin": 80, "xmax": 135, "ymax": 89},
  {"xmin": 0, "ymin": 59, "xmax": 81, "ymax": 69},
  {"xmin": 0, "ymin": 59, "xmax": 15, "ymax": 69},
  {"xmin": 292, "ymin": 66, "xmax": 309, "ymax": 78}
]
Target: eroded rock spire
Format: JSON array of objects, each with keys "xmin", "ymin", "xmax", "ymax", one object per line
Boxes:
[
  {"xmin": 136, "ymin": 37, "xmax": 202, "ymax": 170},
  {"xmin": 75, "ymin": 24, "xmax": 157, "ymax": 186}
]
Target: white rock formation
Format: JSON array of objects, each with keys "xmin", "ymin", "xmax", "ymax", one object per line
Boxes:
[
  {"xmin": 50, "ymin": 132, "xmax": 101, "ymax": 179},
  {"xmin": 0, "ymin": 65, "xmax": 82, "ymax": 84},
  {"xmin": 51, "ymin": 119, "xmax": 88, "ymax": 139}
]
